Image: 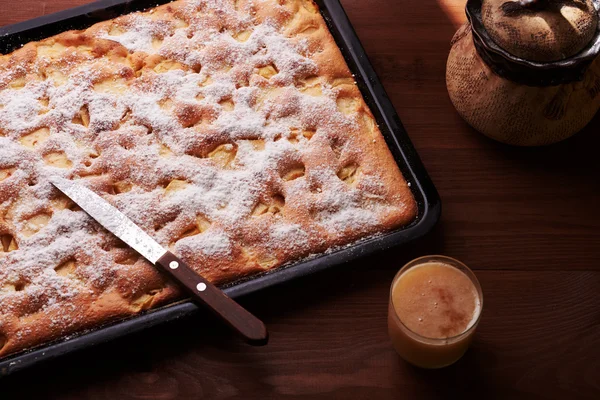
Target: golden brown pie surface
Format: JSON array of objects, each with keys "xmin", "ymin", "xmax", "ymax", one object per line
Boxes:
[{"xmin": 0, "ymin": 0, "xmax": 416, "ymax": 358}]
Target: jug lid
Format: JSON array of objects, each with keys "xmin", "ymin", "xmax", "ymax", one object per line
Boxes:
[
  {"xmin": 481, "ymin": 0, "xmax": 599, "ymax": 62},
  {"xmin": 467, "ymin": 0, "xmax": 600, "ymax": 86}
]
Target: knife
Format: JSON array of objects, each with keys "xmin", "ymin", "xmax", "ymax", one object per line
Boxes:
[{"xmin": 49, "ymin": 176, "xmax": 268, "ymax": 346}]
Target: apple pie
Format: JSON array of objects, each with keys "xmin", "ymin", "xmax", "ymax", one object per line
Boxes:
[{"xmin": 0, "ymin": 0, "xmax": 416, "ymax": 358}]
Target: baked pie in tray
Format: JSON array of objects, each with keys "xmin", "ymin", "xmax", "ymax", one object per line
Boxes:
[{"xmin": 0, "ymin": 0, "xmax": 416, "ymax": 358}]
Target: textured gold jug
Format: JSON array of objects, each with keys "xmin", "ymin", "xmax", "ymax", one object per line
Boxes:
[{"xmin": 447, "ymin": 0, "xmax": 600, "ymax": 146}]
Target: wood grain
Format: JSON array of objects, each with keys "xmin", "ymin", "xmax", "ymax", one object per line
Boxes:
[{"xmin": 1, "ymin": 0, "xmax": 600, "ymax": 399}]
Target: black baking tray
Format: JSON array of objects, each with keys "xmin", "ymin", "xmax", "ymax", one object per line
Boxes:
[{"xmin": 0, "ymin": 0, "xmax": 440, "ymax": 376}]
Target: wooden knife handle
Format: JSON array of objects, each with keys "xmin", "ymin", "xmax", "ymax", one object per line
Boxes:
[{"xmin": 156, "ymin": 252, "xmax": 268, "ymax": 346}]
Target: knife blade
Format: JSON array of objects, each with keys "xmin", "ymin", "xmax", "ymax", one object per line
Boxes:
[{"xmin": 50, "ymin": 176, "xmax": 268, "ymax": 345}]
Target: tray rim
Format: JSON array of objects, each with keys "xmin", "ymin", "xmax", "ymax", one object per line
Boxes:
[{"xmin": 0, "ymin": 0, "xmax": 441, "ymax": 376}]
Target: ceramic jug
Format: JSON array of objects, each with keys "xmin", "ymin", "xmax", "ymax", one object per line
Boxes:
[{"xmin": 447, "ymin": 0, "xmax": 600, "ymax": 146}]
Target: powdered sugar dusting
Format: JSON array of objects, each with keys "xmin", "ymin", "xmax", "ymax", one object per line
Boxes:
[
  {"xmin": 0, "ymin": 0, "xmax": 414, "ymax": 356},
  {"xmin": 99, "ymin": 15, "xmax": 172, "ymax": 54},
  {"xmin": 270, "ymin": 223, "xmax": 309, "ymax": 251},
  {"xmin": 176, "ymin": 230, "xmax": 233, "ymax": 258}
]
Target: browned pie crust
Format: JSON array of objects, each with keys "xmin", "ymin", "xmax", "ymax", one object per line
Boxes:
[{"xmin": 0, "ymin": 0, "xmax": 416, "ymax": 358}]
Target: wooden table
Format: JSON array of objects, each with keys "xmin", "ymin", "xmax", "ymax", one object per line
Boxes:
[{"xmin": 2, "ymin": 1, "xmax": 599, "ymax": 398}]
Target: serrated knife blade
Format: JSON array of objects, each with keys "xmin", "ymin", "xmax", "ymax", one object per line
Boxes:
[
  {"xmin": 49, "ymin": 176, "xmax": 268, "ymax": 345},
  {"xmin": 50, "ymin": 176, "xmax": 166, "ymax": 264}
]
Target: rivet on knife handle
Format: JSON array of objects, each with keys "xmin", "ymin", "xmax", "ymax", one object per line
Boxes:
[{"xmin": 156, "ymin": 252, "xmax": 269, "ymax": 346}]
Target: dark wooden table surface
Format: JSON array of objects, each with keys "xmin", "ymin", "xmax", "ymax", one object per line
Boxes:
[{"xmin": 1, "ymin": 0, "xmax": 599, "ymax": 399}]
